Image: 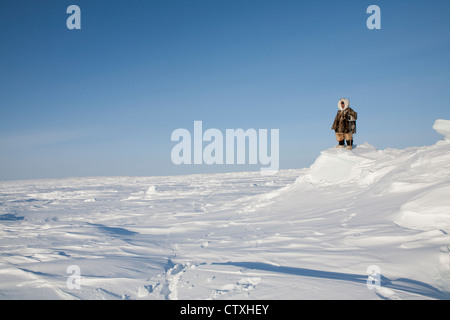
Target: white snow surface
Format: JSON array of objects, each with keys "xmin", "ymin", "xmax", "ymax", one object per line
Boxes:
[{"xmin": 1, "ymin": 121, "xmax": 450, "ymax": 300}]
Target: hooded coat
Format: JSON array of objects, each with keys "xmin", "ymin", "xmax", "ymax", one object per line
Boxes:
[{"xmin": 332, "ymin": 98, "xmax": 357, "ymax": 134}]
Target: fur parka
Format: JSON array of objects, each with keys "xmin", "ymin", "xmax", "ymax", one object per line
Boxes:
[{"xmin": 332, "ymin": 98, "xmax": 357, "ymax": 134}]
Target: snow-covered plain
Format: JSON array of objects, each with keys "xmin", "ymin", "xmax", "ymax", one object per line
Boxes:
[{"xmin": 1, "ymin": 120, "xmax": 450, "ymax": 300}]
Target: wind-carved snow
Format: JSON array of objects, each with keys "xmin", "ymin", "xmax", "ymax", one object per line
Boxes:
[
  {"xmin": 1, "ymin": 120, "xmax": 450, "ymax": 299},
  {"xmin": 433, "ymin": 119, "xmax": 450, "ymax": 140}
]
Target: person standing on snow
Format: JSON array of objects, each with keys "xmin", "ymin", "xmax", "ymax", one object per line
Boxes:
[{"xmin": 332, "ymin": 98, "xmax": 357, "ymax": 150}]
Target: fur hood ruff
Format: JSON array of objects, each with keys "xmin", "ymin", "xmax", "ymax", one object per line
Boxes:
[{"xmin": 338, "ymin": 98, "xmax": 350, "ymax": 111}]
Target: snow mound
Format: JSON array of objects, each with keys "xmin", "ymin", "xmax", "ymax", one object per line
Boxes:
[
  {"xmin": 307, "ymin": 119, "xmax": 450, "ymax": 189},
  {"xmin": 395, "ymin": 185, "xmax": 450, "ymax": 232},
  {"xmin": 433, "ymin": 119, "xmax": 450, "ymax": 140},
  {"xmin": 146, "ymin": 185, "xmax": 159, "ymax": 196},
  {"xmin": 307, "ymin": 142, "xmax": 378, "ymax": 185}
]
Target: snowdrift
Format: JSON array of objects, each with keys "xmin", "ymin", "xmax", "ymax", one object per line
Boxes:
[
  {"xmin": 0, "ymin": 120, "xmax": 449, "ymax": 300},
  {"xmin": 305, "ymin": 119, "xmax": 450, "ymax": 234}
]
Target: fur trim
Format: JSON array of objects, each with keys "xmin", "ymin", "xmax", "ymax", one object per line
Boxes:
[{"xmin": 338, "ymin": 98, "xmax": 349, "ymax": 110}]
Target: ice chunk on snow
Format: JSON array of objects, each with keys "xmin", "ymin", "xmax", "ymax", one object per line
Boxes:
[
  {"xmin": 433, "ymin": 119, "xmax": 450, "ymax": 140},
  {"xmin": 307, "ymin": 143, "xmax": 376, "ymax": 184},
  {"xmin": 146, "ymin": 185, "xmax": 159, "ymax": 196}
]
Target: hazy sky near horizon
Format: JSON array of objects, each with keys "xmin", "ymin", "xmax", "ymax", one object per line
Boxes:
[{"xmin": 1, "ymin": 0, "xmax": 450, "ymax": 180}]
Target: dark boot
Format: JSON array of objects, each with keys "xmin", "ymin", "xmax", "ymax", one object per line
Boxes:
[{"xmin": 345, "ymin": 140, "xmax": 353, "ymax": 150}]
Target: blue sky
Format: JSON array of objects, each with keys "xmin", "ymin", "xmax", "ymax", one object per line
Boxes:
[{"xmin": 1, "ymin": 0, "xmax": 450, "ymax": 180}]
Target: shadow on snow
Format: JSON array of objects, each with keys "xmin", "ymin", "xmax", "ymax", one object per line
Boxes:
[{"xmin": 214, "ymin": 261, "xmax": 449, "ymax": 300}]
